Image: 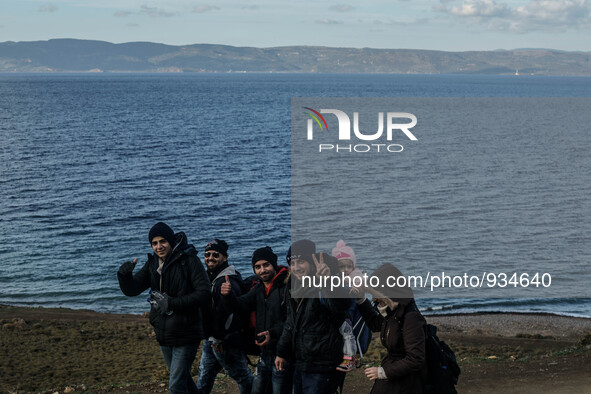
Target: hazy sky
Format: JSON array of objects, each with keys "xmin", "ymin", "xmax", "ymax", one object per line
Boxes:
[{"xmin": 2, "ymin": 0, "xmax": 591, "ymax": 51}]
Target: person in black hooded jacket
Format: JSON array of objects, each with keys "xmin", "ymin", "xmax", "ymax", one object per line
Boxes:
[
  {"xmin": 275, "ymin": 240, "xmax": 351, "ymax": 394},
  {"xmin": 117, "ymin": 222, "xmax": 210, "ymax": 394}
]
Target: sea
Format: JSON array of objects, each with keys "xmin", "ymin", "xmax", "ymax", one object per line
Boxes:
[{"xmin": 0, "ymin": 73, "xmax": 589, "ymax": 317}]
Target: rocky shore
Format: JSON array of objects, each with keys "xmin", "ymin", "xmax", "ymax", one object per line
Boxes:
[{"xmin": 1, "ymin": 305, "xmax": 589, "ymax": 393}]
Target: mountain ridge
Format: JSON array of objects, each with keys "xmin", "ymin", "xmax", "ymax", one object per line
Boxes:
[{"xmin": 1, "ymin": 39, "xmax": 590, "ymax": 75}]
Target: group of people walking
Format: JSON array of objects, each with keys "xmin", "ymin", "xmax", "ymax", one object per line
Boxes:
[{"xmin": 117, "ymin": 222, "xmax": 428, "ymax": 394}]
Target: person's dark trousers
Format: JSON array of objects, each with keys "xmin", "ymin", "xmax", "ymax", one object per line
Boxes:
[
  {"xmin": 160, "ymin": 343, "xmax": 200, "ymax": 394},
  {"xmin": 252, "ymin": 353, "xmax": 294, "ymax": 394},
  {"xmin": 293, "ymin": 367, "xmax": 344, "ymax": 394},
  {"xmin": 196, "ymin": 339, "xmax": 254, "ymax": 394}
]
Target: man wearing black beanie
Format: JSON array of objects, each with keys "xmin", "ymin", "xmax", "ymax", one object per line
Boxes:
[
  {"xmin": 117, "ymin": 222, "xmax": 211, "ymax": 394},
  {"xmin": 220, "ymin": 246, "xmax": 292, "ymax": 394},
  {"xmin": 148, "ymin": 221, "xmax": 176, "ymax": 249},
  {"xmin": 276, "ymin": 240, "xmax": 350, "ymax": 394},
  {"xmin": 251, "ymin": 245, "xmax": 279, "ymax": 276},
  {"xmin": 196, "ymin": 239, "xmax": 254, "ymax": 394}
]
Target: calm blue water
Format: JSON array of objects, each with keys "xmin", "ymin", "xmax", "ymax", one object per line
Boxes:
[{"xmin": 0, "ymin": 73, "xmax": 590, "ymax": 317}]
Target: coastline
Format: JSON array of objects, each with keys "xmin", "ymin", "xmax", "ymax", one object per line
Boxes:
[
  {"xmin": 427, "ymin": 312, "xmax": 591, "ymax": 339},
  {"xmin": 3, "ymin": 303, "xmax": 589, "ymax": 330},
  {"xmin": 1, "ymin": 305, "xmax": 590, "ymax": 393}
]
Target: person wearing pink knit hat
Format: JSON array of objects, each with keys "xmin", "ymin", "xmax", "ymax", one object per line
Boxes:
[{"xmin": 332, "ymin": 240, "xmax": 363, "ymax": 278}]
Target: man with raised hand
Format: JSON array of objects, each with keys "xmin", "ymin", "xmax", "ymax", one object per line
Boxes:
[
  {"xmin": 196, "ymin": 239, "xmax": 253, "ymax": 394},
  {"xmin": 117, "ymin": 222, "xmax": 210, "ymax": 394},
  {"xmin": 221, "ymin": 246, "xmax": 292, "ymax": 394},
  {"xmin": 276, "ymin": 239, "xmax": 351, "ymax": 394}
]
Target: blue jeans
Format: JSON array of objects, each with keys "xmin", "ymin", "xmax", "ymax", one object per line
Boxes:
[
  {"xmin": 160, "ymin": 344, "xmax": 199, "ymax": 394},
  {"xmin": 293, "ymin": 368, "xmax": 344, "ymax": 394},
  {"xmin": 252, "ymin": 353, "xmax": 293, "ymax": 394},
  {"xmin": 196, "ymin": 339, "xmax": 253, "ymax": 394}
]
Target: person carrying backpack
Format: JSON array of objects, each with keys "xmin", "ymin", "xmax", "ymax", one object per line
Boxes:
[{"xmin": 355, "ymin": 263, "xmax": 427, "ymax": 394}]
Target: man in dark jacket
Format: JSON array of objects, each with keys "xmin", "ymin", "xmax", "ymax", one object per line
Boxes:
[
  {"xmin": 117, "ymin": 222, "xmax": 211, "ymax": 394},
  {"xmin": 275, "ymin": 240, "xmax": 351, "ymax": 394},
  {"xmin": 196, "ymin": 239, "xmax": 254, "ymax": 394},
  {"xmin": 221, "ymin": 246, "xmax": 292, "ymax": 394}
]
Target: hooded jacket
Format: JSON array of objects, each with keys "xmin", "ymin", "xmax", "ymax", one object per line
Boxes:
[
  {"xmin": 358, "ymin": 298, "xmax": 426, "ymax": 394},
  {"xmin": 117, "ymin": 232, "xmax": 211, "ymax": 346},
  {"xmin": 276, "ymin": 276, "xmax": 351, "ymax": 373},
  {"xmin": 222, "ymin": 266, "xmax": 290, "ymax": 356},
  {"xmin": 207, "ymin": 261, "xmax": 248, "ymax": 344}
]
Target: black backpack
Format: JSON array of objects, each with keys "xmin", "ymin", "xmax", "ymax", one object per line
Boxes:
[
  {"xmin": 396, "ymin": 303, "xmax": 460, "ymax": 394},
  {"xmin": 423, "ymin": 323, "xmax": 461, "ymax": 394}
]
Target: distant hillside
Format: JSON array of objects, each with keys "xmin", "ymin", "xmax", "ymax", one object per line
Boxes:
[{"xmin": 1, "ymin": 39, "xmax": 590, "ymax": 75}]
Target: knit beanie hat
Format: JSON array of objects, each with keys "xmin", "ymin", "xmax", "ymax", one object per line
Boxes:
[
  {"xmin": 205, "ymin": 239, "xmax": 229, "ymax": 256},
  {"xmin": 332, "ymin": 240, "xmax": 356, "ymax": 268},
  {"xmin": 252, "ymin": 246, "xmax": 278, "ymax": 271},
  {"xmin": 286, "ymin": 239, "xmax": 316, "ymax": 266},
  {"xmin": 148, "ymin": 222, "xmax": 176, "ymax": 248}
]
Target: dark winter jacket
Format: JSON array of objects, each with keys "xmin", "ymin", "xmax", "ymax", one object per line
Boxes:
[
  {"xmin": 117, "ymin": 232, "xmax": 211, "ymax": 346},
  {"xmin": 222, "ymin": 266, "xmax": 290, "ymax": 356},
  {"xmin": 358, "ymin": 298, "xmax": 426, "ymax": 394},
  {"xmin": 276, "ymin": 277, "xmax": 351, "ymax": 373},
  {"xmin": 207, "ymin": 261, "xmax": 248, "ymax": 345}
]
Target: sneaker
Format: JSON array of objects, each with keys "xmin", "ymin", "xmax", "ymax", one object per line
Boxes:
[{"xmin": 336, "ymin": 356, "xmax": 355, "ymax": 372}]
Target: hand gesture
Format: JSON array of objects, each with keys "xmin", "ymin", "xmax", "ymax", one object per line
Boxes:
[
  {"xmin": 255, "ymin": 330, "xmax": 271, "ymax": 346},
  {"xmin": 149, "ymin": 290, "xmax": 170, "ymax": 316},
  {"xmin": 312, "ymin": 253, "xmax": 330, "ymax": 278},
  {"xmin": 212, "ymin": 341, "xmax": 224, "ymax": 353},
  {"xmin": 365, "ymin": 366, "xmax": 379, "ymax": 381},
  {"xmin": 118, "ymin": 258, "xmax": 138, "ymax": 276},
  {"xmin": 220, "ymin": 275, "xmax": 231, "ymax": 296},
  {"xmin": 350, "ymin": 286, "xmax": 364, "ymax": 298},
  {"xmin": 275, "ymin": 356, "xmax": 287, "ymax": 371}
]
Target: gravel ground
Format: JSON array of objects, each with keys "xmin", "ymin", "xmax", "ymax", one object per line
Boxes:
[
  {"xmin": 427, "ymin": 313, "xmax": 591, "ymax": 339},
  {"xmin": 1, "ymin": 306, "xmax": 590, "ymax": 393}
]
